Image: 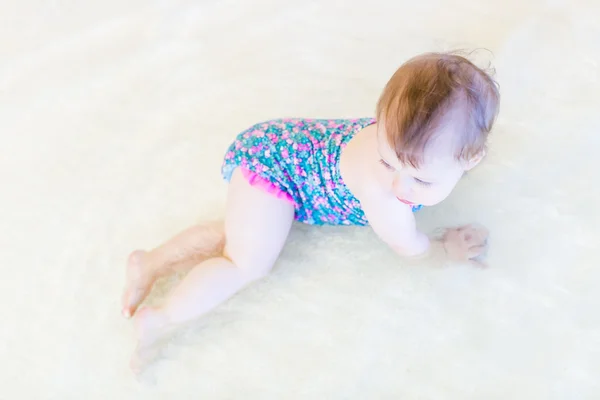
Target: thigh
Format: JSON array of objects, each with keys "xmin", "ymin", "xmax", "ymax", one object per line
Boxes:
[{"xmin": 223, "ymin": 168, "xmax": 295, "ymax": 275}]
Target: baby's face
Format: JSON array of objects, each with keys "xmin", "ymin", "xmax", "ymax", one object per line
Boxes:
[{"xmin": 373, "ymin": 124, "xmax": 473, "ymax": 207}]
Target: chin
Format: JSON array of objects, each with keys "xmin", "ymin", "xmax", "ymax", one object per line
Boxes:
[
  {"xmin": 424, "ymin": 196, "xmax": 450, "ymax": 207},
  {"xmin": 407, "ymin": 194, "xmax": 444, "ymax": 207}
]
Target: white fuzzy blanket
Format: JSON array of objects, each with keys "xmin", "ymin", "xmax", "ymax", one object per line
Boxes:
[{"xmin": 2, "ymin": 0, "xmax": 598, "ymax": 398}]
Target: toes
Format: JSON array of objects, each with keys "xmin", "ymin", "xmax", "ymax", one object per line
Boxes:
[
  {"xmin": 123, "ymin": 286, "xmax": 150, "ymax": 319},
  {"xmin": 121, "ymin": 288, "xmax": 133, "ymax": 319},
  {"xmin": 130, "ymin": 353, "xmax": 143, "ymax": 375},
  {"xmin": 130, "ymin": 344, "xmax": 150, "ymax": 374},
  {"xmin": 122, "ymin": 300, "xmax": 135, "ymax": 319},
  {"xmin": 128, "ymin": 250, "xmax": 146, "ymax": 269},
  {"xmin": 122, "ymin": 250, "xmax": 150, "ymax": 319},
  {"xmin": 121, "ymin": 289, "xmax": 136, "ymax": 319},
  {"xmin": 130, "ymin": 341, "xmax": 161, "ymax": 375}
]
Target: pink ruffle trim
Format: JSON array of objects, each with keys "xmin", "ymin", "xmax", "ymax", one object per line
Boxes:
[{"xmin": 240, "ymin": 167, "xmax": 295, "ymax": 204}]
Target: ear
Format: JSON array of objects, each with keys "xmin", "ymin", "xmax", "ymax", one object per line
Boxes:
[{"xmin": 464, "ymin": 149, "xmax": 486, "ymax": 171}]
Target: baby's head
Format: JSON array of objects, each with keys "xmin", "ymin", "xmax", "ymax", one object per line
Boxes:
[{"xmin": 374, "ymin": 52, "xmax": 500, "ymax": 206}]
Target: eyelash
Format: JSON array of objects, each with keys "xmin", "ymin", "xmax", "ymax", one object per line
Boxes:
[
  {"xmin": 379, "ymin": 159, "xmax": 432, "ymax": 186},
  {"xmin": 379, "ymin": 159, "xmax": 394, "ymax": 170},
  {"xmin": 414, "ymin": 178, "xmax": 432, "ymax": 187}
]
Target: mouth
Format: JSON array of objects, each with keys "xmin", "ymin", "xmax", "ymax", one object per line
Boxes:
[{"xmin": 397, "ymin": 198, "xmax": 414, "ymax": 205}]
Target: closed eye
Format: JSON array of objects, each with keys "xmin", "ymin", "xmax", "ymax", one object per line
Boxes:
[
  {"xmin": 414, "ymin": 177, "xmax": 432, "ymax": 187},
  {"xmin": 379, "ymin": 159, "xmax": 394, "ymax": 170}
]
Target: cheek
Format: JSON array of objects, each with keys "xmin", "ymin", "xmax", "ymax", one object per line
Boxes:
[
  {"xmin": 378, "ymin": 169, "xmax": 394, "ymax": 186},
  {"xmin": 420, "ymin": 180, "xmax": 461, "ymax": 205},
  {"xmin": 412, "ymin": 187, "xmax": 443, "ymax": 207},
  {"xmin": 368, "ymin": 166, "xmax": 393, "ymax": 192}
]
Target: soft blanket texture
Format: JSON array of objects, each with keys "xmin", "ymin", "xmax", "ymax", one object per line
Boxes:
[{"xmin": 2, "ymin": 0, "xmax": 598, "ymax": 398}]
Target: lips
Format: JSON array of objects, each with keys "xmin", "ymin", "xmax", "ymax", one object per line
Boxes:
[{"xmin": 397, "ymin": 198, "xmax": 414, "ymax": 205}]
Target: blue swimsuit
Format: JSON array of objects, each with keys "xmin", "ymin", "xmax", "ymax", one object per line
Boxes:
[{"xmin": 221, "ymin": 118, "xmax": 422, "ymax": 226}]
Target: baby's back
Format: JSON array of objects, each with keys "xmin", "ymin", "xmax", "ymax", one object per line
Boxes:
[{"xmin": 222, "ymin": 117, "xmax": 376, "ymax": 225}]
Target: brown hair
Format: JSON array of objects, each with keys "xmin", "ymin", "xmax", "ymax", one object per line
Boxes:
[{"xmin": 376, "ymin": 51, "xmax": 500, "ymax": 167}]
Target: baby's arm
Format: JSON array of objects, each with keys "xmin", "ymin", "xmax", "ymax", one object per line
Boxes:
[
  {"xmin": 361, "ymin": 195, "xmax": 490, "ymax": 266},
  {"xmin": 361, "ymin": 195, "xmax": 488, "ymax": 267},
  {"xmin": 360, "ymin": 195, "xmax": 430, "ymax": 257}
]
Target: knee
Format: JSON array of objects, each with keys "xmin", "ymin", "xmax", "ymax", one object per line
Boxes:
[{"xmin": 222, "ymin": 246, "xmax": 274, "ymax": 280}]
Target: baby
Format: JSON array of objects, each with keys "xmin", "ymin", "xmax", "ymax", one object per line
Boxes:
[{"xmin": 122, "ymin": 52, "xmax": 500, "ymax": 371}]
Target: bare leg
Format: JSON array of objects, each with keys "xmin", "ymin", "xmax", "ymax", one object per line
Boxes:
[
  {"xmin": 130, "ymin": 169, "xmax": 295, "ymax": 372},
  {"xmin": 121, "ymin": 221, "xmax": 225, "ymax": 318}
]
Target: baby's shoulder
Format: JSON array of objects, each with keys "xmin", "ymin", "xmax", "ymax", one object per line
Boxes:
[{"xmin": 340, "ymin": 142, "xmax": 377, "ymax": 199}]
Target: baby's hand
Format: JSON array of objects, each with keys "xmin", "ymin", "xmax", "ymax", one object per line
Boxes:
[{"xmin": 439, "ymin": 224, "xmax": 489, "ymax": 268}]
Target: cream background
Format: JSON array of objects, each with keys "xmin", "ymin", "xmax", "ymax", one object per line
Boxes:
[{"xmin": 2, "ymin": 0, "xmax": 599, "ymax": 398}]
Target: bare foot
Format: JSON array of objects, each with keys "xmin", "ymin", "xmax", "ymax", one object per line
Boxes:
[
  {"xmin": 121, "ymin": 250, "xmax": 155, "ymax": 319},
  {"xmin": 130, "ymin": 306, "xmax": 170, "ymax": 373}
]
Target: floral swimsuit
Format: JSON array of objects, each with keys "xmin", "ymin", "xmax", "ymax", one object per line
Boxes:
[{"xmin": 221, "ymin": 118, "xmax": 422, "ymax": 226}]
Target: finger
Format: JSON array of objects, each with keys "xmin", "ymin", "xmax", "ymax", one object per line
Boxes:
[
  {"xmin": 474, "ymin": 227, "xmax": 490, "ymax": 240},
  {"xmin": 457, "ymin": 224, "xmax": 473, "ymax": 232},
  {"xmin": 466, "ymin": 229, "xmax": 489, "ymax": 245},
  {"xmin": 432, "ymin": 227, "xmax": 449, "ymax": 240},
  {"xmin": 473, "ymin": 226, "xmax": 490, "ymax": 239},
  {"xmin": 469, "ymin": 258, "xmax": 488, "ymax": 269},
  {"xmin": 467, "ymin": 245, "xmax": 488, "ymax": 259},
  {"xmin": 459, "ymin": 224, "xmax": 488, "ymax": 236},
  {"xmin": 442, "ymin": 229, "xmax": 461, "ymax": 242},
  {"xmin": 465, "ymin": 233, "xmax": 488, "ymax": 247}
]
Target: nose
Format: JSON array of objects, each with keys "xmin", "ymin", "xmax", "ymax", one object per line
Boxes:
[{"xmin": 392, "ymin": 174, "xmax": 414, "ymax": 196}]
